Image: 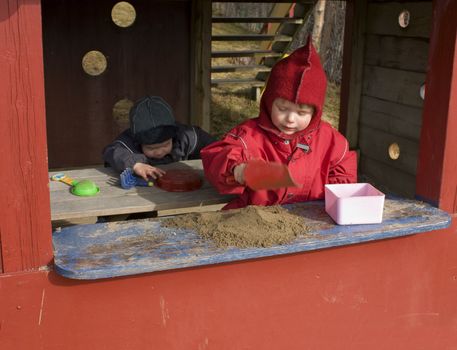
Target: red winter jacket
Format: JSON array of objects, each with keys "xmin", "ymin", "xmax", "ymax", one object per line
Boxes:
[{"xmin": 202, "ymin": 38, "xmax": 357, "ymax": 209}]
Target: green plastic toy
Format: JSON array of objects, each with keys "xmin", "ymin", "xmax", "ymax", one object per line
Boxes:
[{"xmin": 51, "ymin": 173, "xmax": 99, "ymax": 197}]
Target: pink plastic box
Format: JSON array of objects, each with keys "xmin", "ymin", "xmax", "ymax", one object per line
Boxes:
[{"xmin": 324, "ymin": 183, "xmax": 385, "ymax": 225}]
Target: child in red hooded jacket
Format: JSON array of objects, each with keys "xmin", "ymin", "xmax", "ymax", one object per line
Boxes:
[{"xmin": 201, "ymin": 38, "xmax": 357, "ymax": 209}]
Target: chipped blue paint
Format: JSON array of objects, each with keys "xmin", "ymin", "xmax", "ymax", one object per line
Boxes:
[{"xmin": 52, "ymin": 198, "xmax": 451, "ymax": 280}]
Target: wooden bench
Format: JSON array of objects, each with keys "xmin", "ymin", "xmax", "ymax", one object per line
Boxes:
[{"xmin": 49, "ymin": 160, "xmax": 235, "ymax": 223}]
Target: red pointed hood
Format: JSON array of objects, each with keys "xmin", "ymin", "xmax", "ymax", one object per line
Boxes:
[{"xmin": 258, "ymin": 37, "xmax": 327, "ymax": 139}]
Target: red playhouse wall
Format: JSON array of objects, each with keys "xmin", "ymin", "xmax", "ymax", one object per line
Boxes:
[
  {"xmin": 416, "ymin": 0, "xmax": 457, "ymax": 212},
  {"xmin": 0, "ymin": 0, "xmax": 53, "ymax": 273},
  {"xmin": 1, "ymin": 225, "xmax": 457, "ymax": 350},
  {"xmin": 1, "ymin": 0, "xmax": 457, "ymax": 349}
]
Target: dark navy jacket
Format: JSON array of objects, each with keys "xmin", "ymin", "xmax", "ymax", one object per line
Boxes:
[{"xmin": 103, "ymin": 123, "xmax": 216, "ymax": 173}]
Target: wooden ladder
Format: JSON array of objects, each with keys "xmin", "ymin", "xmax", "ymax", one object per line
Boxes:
[{"xmin": 211, "ymin": 2, "xmax": 315, "ymax": 99}]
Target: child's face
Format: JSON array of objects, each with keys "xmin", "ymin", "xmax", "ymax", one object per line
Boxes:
[
  {"xmin": 142, "ymin": 138, "xmax": 173, "ymax": 159},
  {"xmin": 271, "ymin": 98, "xmax": 314, "ymax": 135}
]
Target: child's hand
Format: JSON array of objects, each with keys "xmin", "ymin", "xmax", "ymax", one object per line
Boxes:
[
  {"xmin": 233, "ymin": 163, "xmax": 247, "ymax": 184},
  {"xmin": 132, "ymin": 163, "xmax": 166, "ymax": 181}
]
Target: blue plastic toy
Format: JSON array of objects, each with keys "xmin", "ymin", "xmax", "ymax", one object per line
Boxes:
[{"xmin": 120, "ymin": 168, "xmax": 154, "ymax": 189}]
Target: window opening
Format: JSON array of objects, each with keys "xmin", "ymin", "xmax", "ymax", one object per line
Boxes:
[{"xmin": 210, "ymin": 1, "xmax": 346, "ymax": 138}]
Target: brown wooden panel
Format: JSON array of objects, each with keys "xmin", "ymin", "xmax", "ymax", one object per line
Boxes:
[
  {"xmin": 366, "ymin": 2, "xmax": 432, "ymax": 38},
  {"xmin": 42, "ymin": 0, "xmax": 191, "ymax": 168},
  {"xmin": 190, "ymin": 0, "xmax": 211, "ymax": 131},
  {"xmin": 362, "ymin": 66, "xmax": 425, "ymax": 108},
  {"xmin": 360, "ymin": 156, "xmax": 416, "ymax": 197},
  {"xmin": 360, "ymin": 96, "xmax": 422, "ymax": 141},
  {"xmin": 339, "ymin": 0, "xmax": 367, "ymax": 149},
  {"xmin": 359, "ymin": 125, "xmax": 419, "ymax": 176},
  {"xmin": 365, "ymin": 34, "xmax": 429, "ymax": 73}
]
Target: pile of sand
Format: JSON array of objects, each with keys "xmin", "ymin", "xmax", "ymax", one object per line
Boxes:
[{"xmin": 162, "ymin": 205, "xmax": 311, "ymax": 248}]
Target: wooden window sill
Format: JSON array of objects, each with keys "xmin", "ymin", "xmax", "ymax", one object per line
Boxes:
[{"xmin": 52, "ymin": 197, "xmax": 451, "ymax": 280}]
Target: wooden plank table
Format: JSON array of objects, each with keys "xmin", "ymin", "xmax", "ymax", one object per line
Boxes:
[
  {"xmin": 49, "ymin": 160, "xmax": 234, "ymax": 221},
  {"xmin": 52, "ymin": 197, "xmax": 451, "ymax": 280}
]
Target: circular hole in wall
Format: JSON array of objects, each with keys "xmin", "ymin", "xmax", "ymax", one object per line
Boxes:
[
  {"xmin": 398, "ymin": 10, "xmax": 410, "ymax": 28},
  {"xmin": 111, "ymin": 2, "xmax": 136, "ymax": 28},
  {"xmin": 113, "ymin": 98, "xmax": 134, "ymax": 131},
  {"xmin": 388, "ymin": 143, "xmax": 400, "ymax": 160},
  {"xmin": 420, "ymin": 83, "xmax": 426, "ymax": 100},
  {"xmin": 82, "ymin": 51, "xmax": 107, "ymax": 76}
]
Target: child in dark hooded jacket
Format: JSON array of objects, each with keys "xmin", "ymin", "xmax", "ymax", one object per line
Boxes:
[
  {"xmin": 103, "ymin": 96, "xmax": 215, "ymax": 180},
  {"xmin": 201, "ymin": 38, "xmax": 357, "ymax": 209}
]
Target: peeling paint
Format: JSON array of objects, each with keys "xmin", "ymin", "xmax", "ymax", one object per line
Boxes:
[
  {"xmin": 198, "ymin": 337, "xmax": 209, "ymax": 350},
  {"xmin": 159, "ymin": 296, "xmax": 169, "ymax": 327},
  {"xmin": 38, "ymin": 289, "xmax": 45, "ymax": 325}
]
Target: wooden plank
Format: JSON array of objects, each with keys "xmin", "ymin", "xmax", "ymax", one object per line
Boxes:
[
  {"xmin": 339, "ymin": 0, "xmax": 367, "ymax": 149},
  {"xmin": 362, "ymin": 65, "xmax": 426, "ymax": 108},
  {"xmin": 212, "ymin": 34, "xmax": 292, "ymax": 42},
  {"xmin": 49, "ymin": 176, "xmax": 220, "ymax": 204},
  {"xmin": 51, "ymin": 186, "xmax": 230, "ymax": 220},
  {"xmin": 52, "ymin": 198, "xmax": 451, "ymax": 279},
  {"xmin": 157, "ymin": 203, "xmax": 225, "ymax": 217},
  {"xmin": 359, "ymin": 125, "xmax": 419, "ymax": 176},
  {"xmin": 212, "ymin": 65, "xmax": 271, "ymax": 73},
  {"xmin": 0, "ymin": 0, "xmax": 53, "ymax": 272},
  {"xmin": 212, "ymin": 16, "xmax": 304, "ymax": 24},
  {"xmin": 49, "ymin": 160, "xmax": 235, "ymax": 221},
  {"xmin": 211, "ymin": 79, "xmax": 265, "ymax": 87},
  {"xmin": 212, "ymin": 50, "xmax": 282, "ymax": 58},
  {"xmin": 365, "ymin": 34, "xmax": 429, "ymax": 73},
  {"xmin": 359, "ymin": 96, "xmax": 422, "ymax": 141},
  {"xmin": 366, "ymin": 2, "xmax": 432, "ymax": 38},
  {"xmin": 190, "ymin": 0, "xmax": 211, "ymax": 131},
  {"xmin": 360, "ymin": 157, "xmax": 416, "ymax": 198}
]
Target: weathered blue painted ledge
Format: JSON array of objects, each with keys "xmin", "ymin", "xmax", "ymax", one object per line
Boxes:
[{"xmin": 52, "ymin": 198, "xmax": 451, "ymax": 280}]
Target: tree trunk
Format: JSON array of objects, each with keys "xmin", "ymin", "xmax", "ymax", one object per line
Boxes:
[{"xmin": 312, "ymin": 0, "xmax": 326, "ymax": 52}]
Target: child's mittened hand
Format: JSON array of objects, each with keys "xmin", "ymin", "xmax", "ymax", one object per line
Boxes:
[
  {"xmin": 233, "ymin": 163, "xmax": 247, "ymax": 184},
  {"xmin": 133, "ymin": 163, "xmax": 166, "ymax": 181}
]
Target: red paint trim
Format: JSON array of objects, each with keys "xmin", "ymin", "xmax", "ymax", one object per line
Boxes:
[
  {"xmin": 0, "ymin": 0, "xmax": 53, "ymax": 272},
  {"xmin": 416, "ymin": 0, "xmax": 457, "ymax": 212}
]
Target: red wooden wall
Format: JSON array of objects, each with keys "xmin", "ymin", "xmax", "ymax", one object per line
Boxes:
[
  {"xmin": 0, "ymin": 0, "xmax": 53, "ymax": 273},
  {"xmin": 416, "ymin": 0, "xmax": 457, "ymax": 212},
  {"xmin": 1, "ymin": 226, "xmax": 457, "ymax": 350},
  {"xmin": 1, "ymin": 0, "xmax": 457, "ymax": 349}
]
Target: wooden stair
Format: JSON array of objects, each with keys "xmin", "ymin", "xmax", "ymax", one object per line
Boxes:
[
  {"xmin": 211, "ymin": 2, "xmax": 314, "ymax": 99},
  {"xmin": 212, "ymin": 34, "xmax": 293, "ymax": 42},
  {"xmin": 211, "ymin": 79, "xmax": 266, "ymax": 87},
  {"xmin": 212, "ymin": 16, "xmax": 304, "ymax": 24},
  {"xmin": 211, "ymin": 50, "xmax": 282, "ymax": 58},
  {"xmin": 211, "ymin": 65, "xmax": 271, "ymax": 73}
]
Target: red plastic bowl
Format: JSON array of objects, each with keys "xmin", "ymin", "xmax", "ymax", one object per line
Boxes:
[{"xmin": 156, "ymin": 169, "xmax": 203, "ymax": 192}]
